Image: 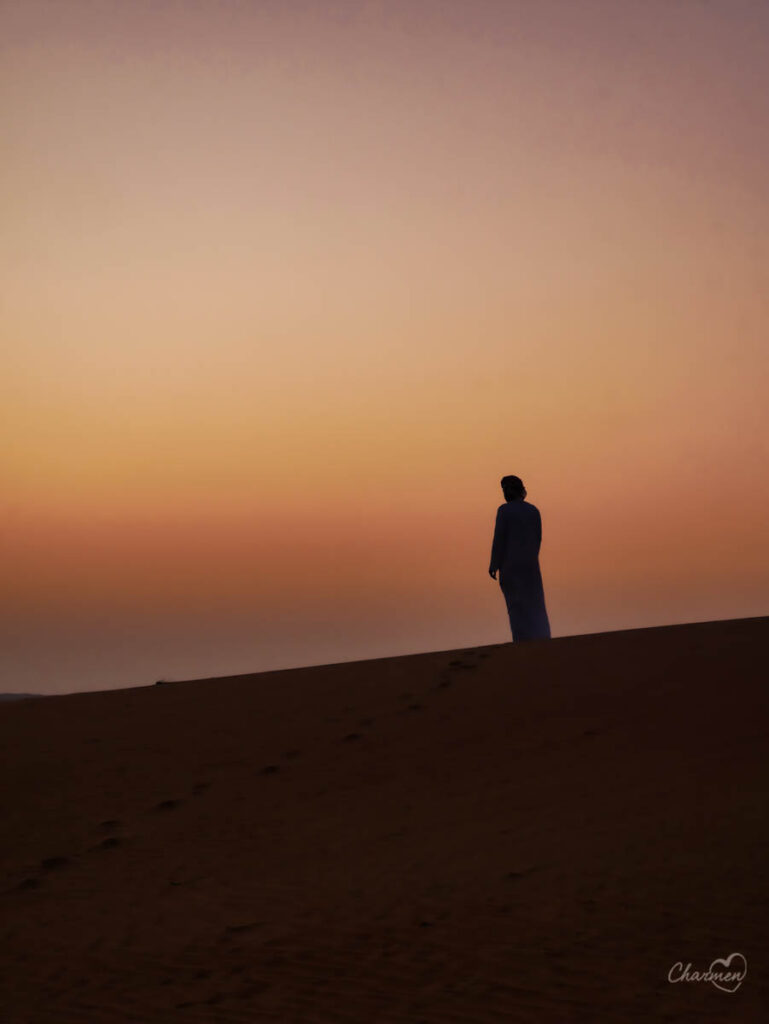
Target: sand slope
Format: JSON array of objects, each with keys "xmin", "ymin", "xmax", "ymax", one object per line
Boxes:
[{"xmin": 1, "ymin": 616, "xmax": 767, "ymax": 1022}]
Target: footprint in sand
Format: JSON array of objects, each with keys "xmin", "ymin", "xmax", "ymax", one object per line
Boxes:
[
  {"xmin": 40, "ymin": 856, "xmax": 70, "ymax": 871},
  {"xmin": 155, "ymin": 799, "xmax": 182, "ymax": 811},
  {"xmin": 192, "ymin": 782, "xmax": 210, "ymax": 795},
  {"xmin": 260, "ymin": 764, "xmax": 280, "ymax": 774},
  {"xmin": 98, "ymin": 836, "xmax": 122, "ymax": 849},
  {"xmin": 99, "ymin": 819, "xmax": 121, "ymax": 831}
]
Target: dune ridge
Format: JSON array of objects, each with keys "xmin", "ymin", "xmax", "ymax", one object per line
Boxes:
[{"xmin": 1, "ymin": 615, "xmax": 767, "ymax": 1022}]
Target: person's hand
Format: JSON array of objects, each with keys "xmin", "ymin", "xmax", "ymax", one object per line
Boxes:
[{"xmin": 488, "ymin": 569, "xmax": 497, "ymax": 580}]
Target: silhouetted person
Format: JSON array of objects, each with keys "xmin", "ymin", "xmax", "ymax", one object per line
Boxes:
[{"xmin": 488, "ymin": 475, "xmax": 551, "ymax": 642}]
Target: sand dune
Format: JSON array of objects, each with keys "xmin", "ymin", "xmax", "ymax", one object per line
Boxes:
[{"xmin": 1, "ymin": 615, "xmax": 767, "ymax": 1022}]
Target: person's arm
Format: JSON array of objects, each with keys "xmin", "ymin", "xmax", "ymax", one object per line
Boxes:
[
  {"xmin": 535, "ymin": 507, "xmax": 542, "ymax": 557},
  {"xmin": 488, "ymin": 506, "xmax": 507, "ymax": 578}
]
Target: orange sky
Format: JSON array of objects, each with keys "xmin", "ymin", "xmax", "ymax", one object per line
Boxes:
[{"xmin": 3, "ymin": 0, "xmax": 768, "ymax": 693}]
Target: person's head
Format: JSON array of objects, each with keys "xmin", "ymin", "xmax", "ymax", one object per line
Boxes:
[{"xmin": 501, "ymin": 475, "xmax": 526, "ymax": 501}]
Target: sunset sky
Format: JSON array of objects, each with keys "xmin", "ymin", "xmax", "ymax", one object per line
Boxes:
[{"xmin": 3, "ymin": 0, "xmax": 768, "ymax": 693}]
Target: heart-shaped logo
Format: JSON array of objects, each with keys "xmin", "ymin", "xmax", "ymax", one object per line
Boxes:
[{"xmin": 708, "ymin": 952, "xmax": 747, "ymax": 993}]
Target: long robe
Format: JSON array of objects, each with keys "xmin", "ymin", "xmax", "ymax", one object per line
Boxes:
[{"xmin": 489, "ymin": 498, "xmax": 551, "ymax": 642}]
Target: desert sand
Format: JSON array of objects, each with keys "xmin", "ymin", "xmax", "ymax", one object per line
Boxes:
[{"xmin": 1, "ymin": 615, "xmax": 767, "ymax": 1022}]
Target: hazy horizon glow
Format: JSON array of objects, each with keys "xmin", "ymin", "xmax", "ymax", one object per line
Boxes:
[{"xmin": 3, "ymin": 0, "xmax": 768, "ymax": 692}]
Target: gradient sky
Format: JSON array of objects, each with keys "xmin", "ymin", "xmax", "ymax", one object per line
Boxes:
[{"xmin": 3, "ymin": 0, "xmax": 768, "ymax": 693}]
